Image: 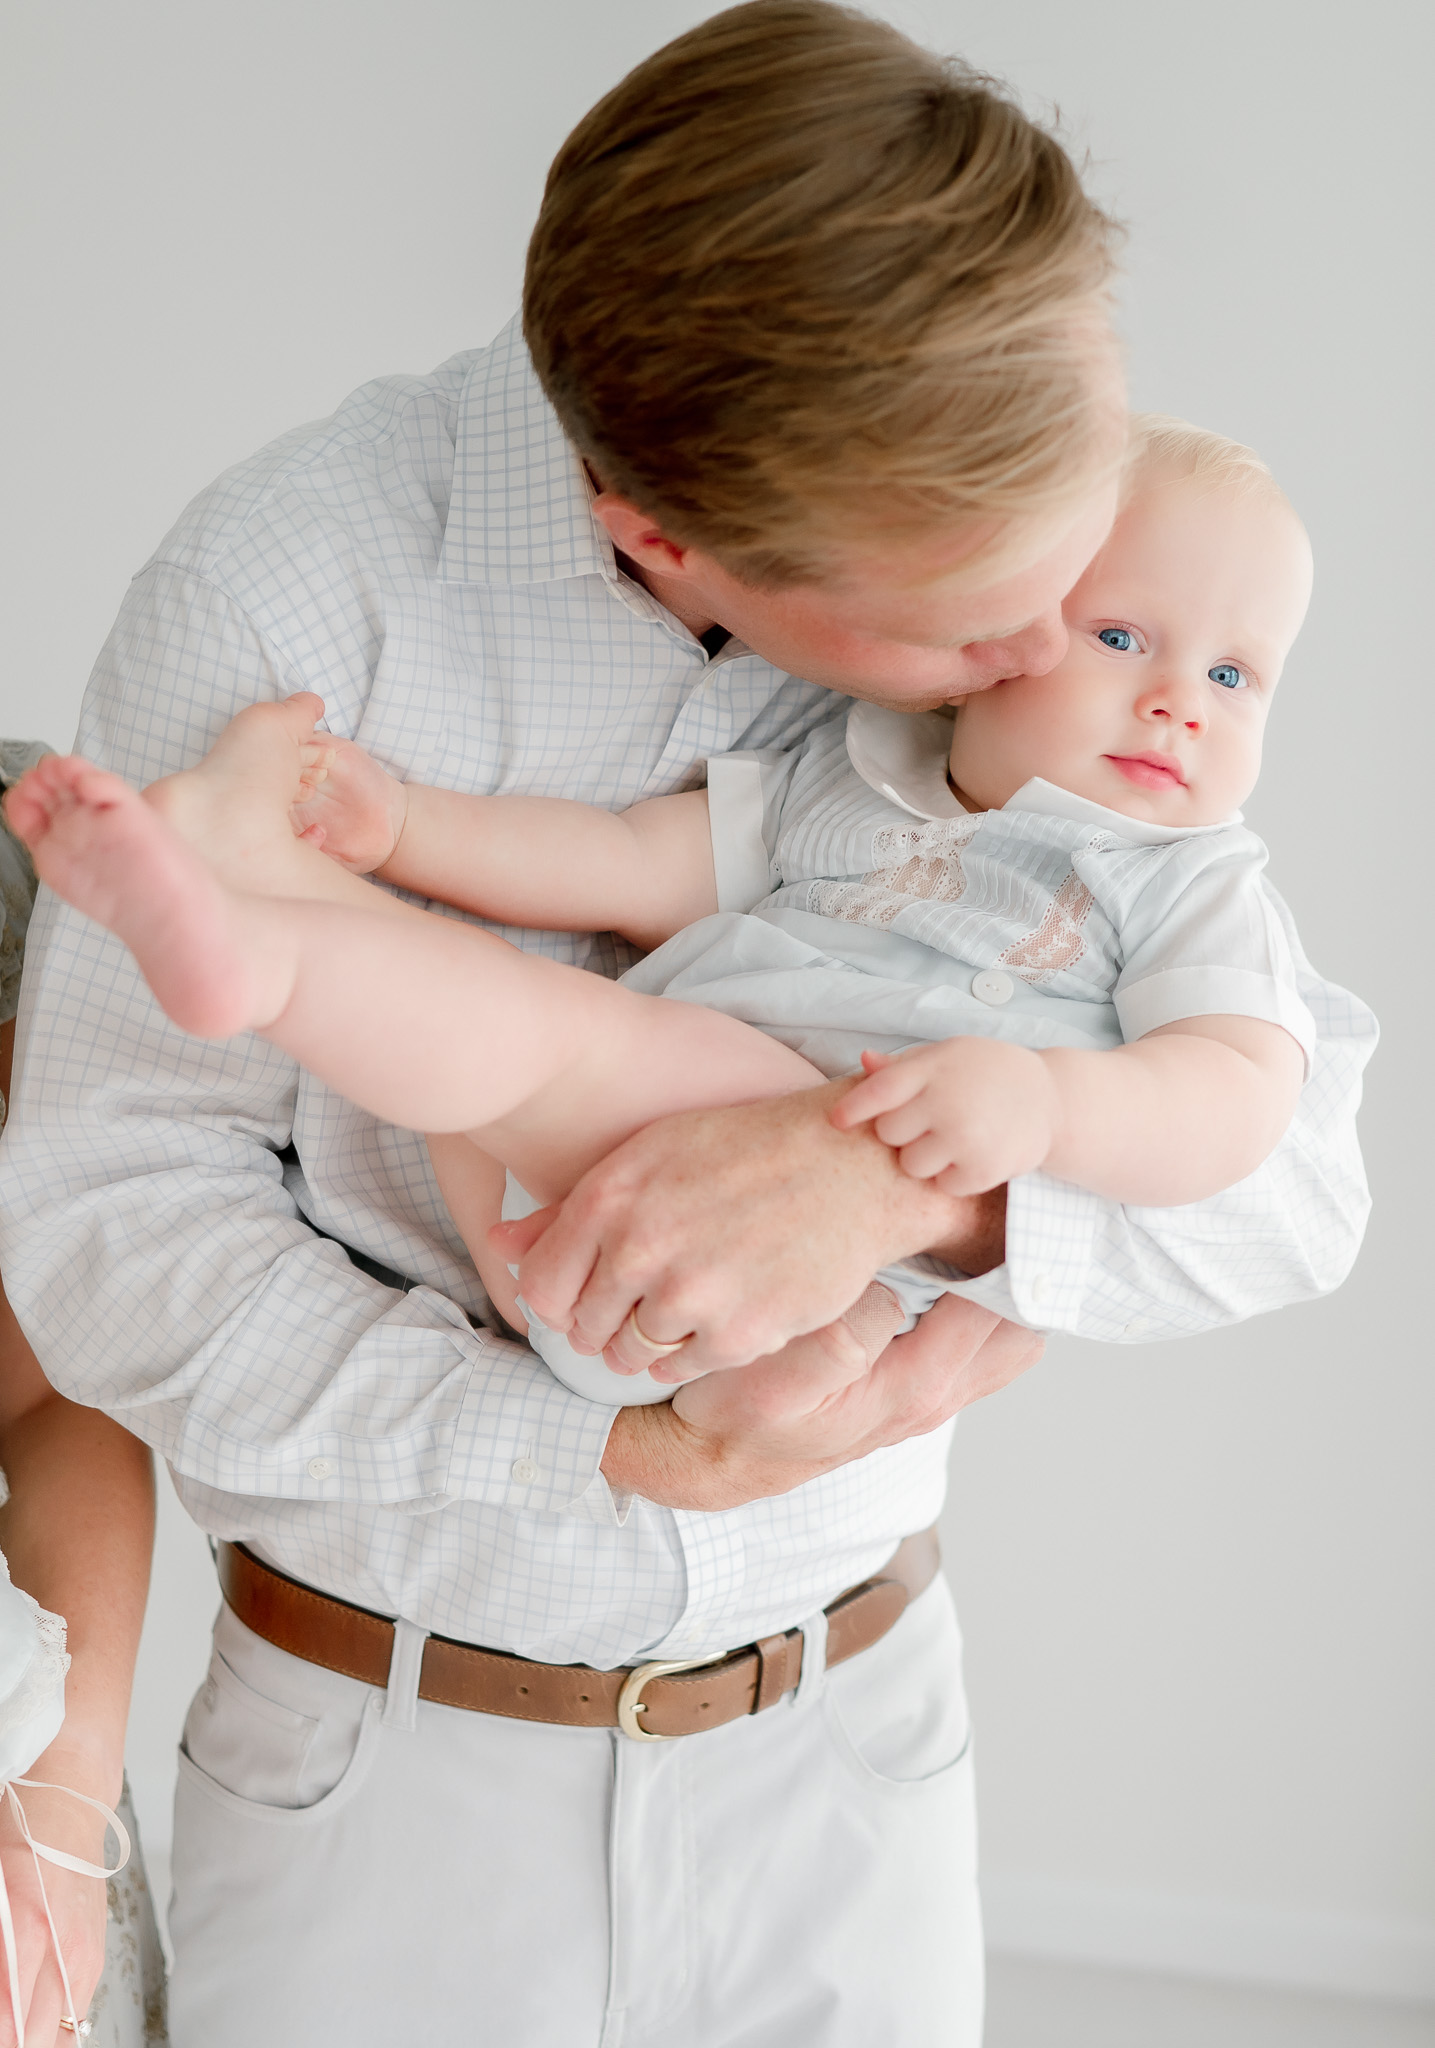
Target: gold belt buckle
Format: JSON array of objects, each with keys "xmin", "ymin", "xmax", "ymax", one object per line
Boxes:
[{"xmin": 616, "ymin": 1652, "xmax": 725, "ymax": 1743}]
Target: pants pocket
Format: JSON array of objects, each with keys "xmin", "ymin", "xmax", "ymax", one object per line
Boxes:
[
  {"xmin": 823, "ymin": 1576, "xmax": 973, "ymax": 1790},
  {"xmin": 178, "ymin": 1608, "xmax": 375, "ymax": 1820}
]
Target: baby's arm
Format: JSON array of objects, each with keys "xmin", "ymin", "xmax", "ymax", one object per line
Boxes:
[
  {"xmin": 293, "ymin": 736, "xmax": 718, "ymax": 949},
  {"xmin": 830, "ymin": 1017, "xmax": 1305, "ymax": 1206}
]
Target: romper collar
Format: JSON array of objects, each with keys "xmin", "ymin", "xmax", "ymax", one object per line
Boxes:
[{"xmin": 844, "ymin": 699, "xmax": 1240, "ymax": 840}]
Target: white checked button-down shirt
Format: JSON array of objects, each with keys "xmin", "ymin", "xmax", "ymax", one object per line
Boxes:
[{"xmin": 0, "ymin": 318, "xmax": 1374, "ymax": 1665}]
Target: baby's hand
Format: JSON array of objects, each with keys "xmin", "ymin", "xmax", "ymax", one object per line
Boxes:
[
  {"xmin": 290, "ymin": 736, "xmax": 408, "ymax": 874},
  {"xmin": 829, "ymin": 1039, "xmax": 1058, "ymax": 1196}
]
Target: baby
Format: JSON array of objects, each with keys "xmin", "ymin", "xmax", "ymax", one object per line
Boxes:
[{"xmin": 8, "ymin": 416, "xmax": 1330, "ymax": 1405}]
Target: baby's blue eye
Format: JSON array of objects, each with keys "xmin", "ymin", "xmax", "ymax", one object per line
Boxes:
[
  {"xmin": 1098, "ymin": 627, "xmax": 1136, "ymax": 651},
  {"xmin": 1209, "ymin": 663, "xmax": 1246, "ymax": 690}
]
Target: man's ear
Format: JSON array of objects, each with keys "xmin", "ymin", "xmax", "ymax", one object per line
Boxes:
[{"xmin": 590, "ymin": 491, "xmax": 695, "ymax": 580}]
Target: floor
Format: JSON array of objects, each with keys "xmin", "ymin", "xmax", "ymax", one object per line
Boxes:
[{"xmin": 986, "ymin": 1956, "xmax": 1435, "ymax": 2048}]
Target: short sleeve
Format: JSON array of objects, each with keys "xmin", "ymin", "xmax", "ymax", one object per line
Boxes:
[
  {"xmin": 705, "ymin": 747, "xmax": 803, "ymax": 911},
  {"xmin": 1110, "ymin": 830, "xmax": 1318, "ymax": 1070}
]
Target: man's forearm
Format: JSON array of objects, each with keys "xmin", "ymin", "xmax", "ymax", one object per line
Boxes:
[{"xmin": 928, "ymin": 1181, "xmax": 1006, "ymax": 1276}]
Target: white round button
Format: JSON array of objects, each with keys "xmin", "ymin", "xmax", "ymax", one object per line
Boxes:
[
  {"xmin": 971, "ymin": 969, "xmax": 1014, "ymax": 1006},
  {"xmin": 511, "ymin": 1457, "xmax": 539, "ymax": 1485},
  {"xmin": 1122, "ymin": 1319, "xmax": 1151, "ymax": 1339},
  {"xmin": 306, "ymin": 1457, "xmax": 334, "ymax": 1480},
  {"xmin": 1029, "ymin": 1275, "xmax": 1051, "ymax": 1306}
]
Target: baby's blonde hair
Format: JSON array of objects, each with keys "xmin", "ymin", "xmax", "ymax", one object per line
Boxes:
[{"xmin": 1125, "ymin": 412, "xmax": 1287, "ymax": 505}]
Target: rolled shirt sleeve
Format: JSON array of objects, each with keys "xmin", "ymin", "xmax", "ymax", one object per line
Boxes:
[{"xmin": 0, "ymin": 567, "xmax": 616, "ymax": 1518}]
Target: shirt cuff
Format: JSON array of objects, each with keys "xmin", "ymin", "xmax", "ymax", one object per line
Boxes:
[
  {"xmin": 446, "ymin": 1330, "xmax": 619, "ymax": 1513},
  {"xmin": 940, "ymin": 1170, "xmax": 1103, "ymax": 1332}
]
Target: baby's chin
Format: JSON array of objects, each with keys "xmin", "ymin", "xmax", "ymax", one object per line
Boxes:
[{"xmin": 949, "ymin": 755, "xmax": 1245, "ymax": 826}]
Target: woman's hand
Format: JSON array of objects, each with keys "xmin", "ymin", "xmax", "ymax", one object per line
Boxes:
[{"xmin": 0, "ymin": 1774, "xmax": 111, "ymax": 2047}]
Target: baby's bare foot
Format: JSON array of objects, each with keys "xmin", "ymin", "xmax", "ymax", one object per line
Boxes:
[
  {"xmin": 145, "ymin": 693, "xmax": 332, "ymax": 892},
  {"xmin": 7, "ymin": 756, "xmax": 284, "ymax": 1037}
]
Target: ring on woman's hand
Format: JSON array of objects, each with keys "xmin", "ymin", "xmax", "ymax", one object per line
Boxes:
[
  {"xmin": 60, "ymin": 2021, "xmax": 92, "ymax": 2038},
  {"xmin": 625, "ymin": 1306, "xmax": 687, "ymax": 1358}
]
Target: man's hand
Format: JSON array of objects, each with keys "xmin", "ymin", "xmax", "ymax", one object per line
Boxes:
[
  {"xmin": 600, "ymin": 1292, "xmax": 1043, "ymax": 1509},
  {"xmin": 491, "ymin": 1078, "xmax": 1008, "ymax": 1377}
]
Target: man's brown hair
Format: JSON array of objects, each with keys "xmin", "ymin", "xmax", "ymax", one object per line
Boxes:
[{"xmin": 524, "ymin": 0, "xmax": 1120, "ymax": 584}]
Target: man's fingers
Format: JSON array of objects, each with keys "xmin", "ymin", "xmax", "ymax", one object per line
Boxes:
[
  {"xmin": 515, "ymin": 1194, "xmax": 642, "ymax": 1348},
  {"xmin": 488, "ymin": 1206, "xmax": 560, "ymax": 1264},
  {"xmin": 602, "ymin": 1301, "xmax": 698, "ymax": 1376},
  {"xmin": 859, "ymin": 1292, "xmax": 1031, "ymax": 1435}
]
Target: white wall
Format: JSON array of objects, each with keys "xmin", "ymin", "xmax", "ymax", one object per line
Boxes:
[{"xmin": 4, "ymin": 0, "xmax": 1430, "ymax": 2003}]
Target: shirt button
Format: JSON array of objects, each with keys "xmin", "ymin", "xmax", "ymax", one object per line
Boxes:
[
  {"xmin": 972, "ymin": 969, "xmax": 1014, "ymax": 1006},
  {"xmin": 1123, "ymin": 1319, "xmax": 1150, "ymax": 1338},
  {"xmin": 306, "ymin": 1458, "xmax": 334, "ymax": 1480},
  {"xmin": 1029, "ymin": 1275, "xmax": 1052, "ymax": 1306},
  {"xmin": 511, "ymin": 1457, "xmax": 539, "ymax": 1485}
]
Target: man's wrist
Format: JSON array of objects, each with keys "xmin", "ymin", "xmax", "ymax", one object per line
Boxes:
[
  {"xmin": 599, "ymin": 1403, "xmax": 817, "ymax": 1512},
  {"xmin": 927, "ymin": 1182, "xmax": 1007, "ymax": 1277}
]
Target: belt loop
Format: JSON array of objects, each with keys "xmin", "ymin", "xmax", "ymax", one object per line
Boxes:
[
  {"xmin": 791, "ymin": 1609, "xmax": 829, "ymax": 1712},
  {"xmin": 382, "ymin": 1617, "xmax": 429, "ymax": 1731}
]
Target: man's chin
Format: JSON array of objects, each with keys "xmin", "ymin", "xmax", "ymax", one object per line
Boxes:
[{"xmin": 837, "ymin": 680, "xmax": 986, "ymax": 714}]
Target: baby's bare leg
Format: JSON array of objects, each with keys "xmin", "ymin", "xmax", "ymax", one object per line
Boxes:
[{"xmin": 9, "ymin": 752, "xmax": 822, "ymax": 1194}]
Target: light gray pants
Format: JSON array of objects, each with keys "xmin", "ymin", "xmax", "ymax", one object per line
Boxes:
[{"xmin": 168, "ymin": 1578, "xmax": 983, "ymax": 2047}]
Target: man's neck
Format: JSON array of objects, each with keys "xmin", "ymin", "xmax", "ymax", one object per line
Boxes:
[{"xmin": 613, "ymin": 545, "xmax": 721, "ymax": 639}]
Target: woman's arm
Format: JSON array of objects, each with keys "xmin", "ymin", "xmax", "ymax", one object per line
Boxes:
[
  {"xmin": 831, "ymin": 1014, "xmax": 1307, "ymax": 1205},
  {"xmin": 294, "ymin": 733, "xmax": 720, "ymax": 949},
  {"xmin": 0, "ymin": 1017, "xmax": 155, "ymax": 2045}
]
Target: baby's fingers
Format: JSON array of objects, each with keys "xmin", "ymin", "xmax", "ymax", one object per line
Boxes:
[
  {"xmin": 872, "ymin": 1100, "xmax": 940, "ymax": 1150},
  {"xmin": 894, "ymin": 1131, "xmax": 960, "ymax": 1181},
  {"xmin": 829, "ymin": 1059, "xmax": 928, "ymax": 1130}
]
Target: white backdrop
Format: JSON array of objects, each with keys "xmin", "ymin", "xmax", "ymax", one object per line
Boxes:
[{"xmin": 3, "ymin": 0, "xmax": 1430, "ymax": 2005}]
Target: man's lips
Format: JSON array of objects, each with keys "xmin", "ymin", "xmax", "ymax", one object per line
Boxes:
[{"xmin": 1104, "ymin": 752, "xmax": 1187, "ymax": 791}]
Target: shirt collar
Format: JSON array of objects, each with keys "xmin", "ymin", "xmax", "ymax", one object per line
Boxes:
[
  {"xmin": 438, "ymin": 314, "xmax": 618, "ymax": 588},
  {"xmin": 844, "ymin": 699, "xmax": 1240, "ymax": 840}
]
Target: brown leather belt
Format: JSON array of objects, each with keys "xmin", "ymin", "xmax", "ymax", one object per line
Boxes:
[{"xmin": 217, "ymin": 1529, "xmax": 940, "ymax": 1742}]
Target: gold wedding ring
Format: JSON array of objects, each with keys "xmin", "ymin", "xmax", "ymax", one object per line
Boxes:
[
  {"xmin": 625, "ymin": 1306, "xmax": 687, "ymax": 1358},
  {"xmin": 60, "ymin": 2022, "xmax": 92, "ymax": 2039}
]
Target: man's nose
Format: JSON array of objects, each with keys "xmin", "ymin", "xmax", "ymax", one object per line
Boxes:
[
  {"xmin": 1135, "ymin": 674, "xmax": 1206, "ymax": 734},
  {"xmin": 969, "ymin": 609, "xmax": 1068, "ymax": 685}
]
